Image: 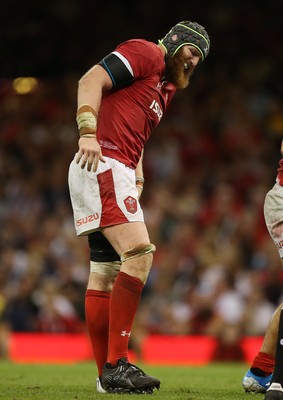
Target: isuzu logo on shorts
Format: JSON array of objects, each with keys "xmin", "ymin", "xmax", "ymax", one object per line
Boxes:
[
  {"xmin": 124, "ymin": 196, "xmax": 137, "ymax": 214},
  {"xmin": 76, "ymin": 213, "xmax": 99, "ymax": 226}
]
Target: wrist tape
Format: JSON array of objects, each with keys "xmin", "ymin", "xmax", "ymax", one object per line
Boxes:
[{"xmin": 76, "ymin": 104, "xmax": 98, "ymax": 136}]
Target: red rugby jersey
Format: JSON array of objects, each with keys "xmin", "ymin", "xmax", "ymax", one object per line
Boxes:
[{"xmin": 97, "ymin": 39, "xmax": 176, "ymax": 169}]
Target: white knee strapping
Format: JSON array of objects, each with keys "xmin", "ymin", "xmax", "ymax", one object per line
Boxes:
[
  {"xmin": 120, "ymin": 243, "xmax": 156, "ymax": 263},
  {"xmin": 90, "ymin": 261, "xmax": 121, "ymax": 275}
]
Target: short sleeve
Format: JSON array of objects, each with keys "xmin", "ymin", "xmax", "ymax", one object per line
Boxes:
[{"xmin": 114, "ymin": 39, "xmax": 162, "ymax": 79}]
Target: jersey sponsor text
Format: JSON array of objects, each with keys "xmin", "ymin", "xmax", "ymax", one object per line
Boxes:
[{"xmin": 76, "ymin": 213, "xmax": 99, "ymax": 226}]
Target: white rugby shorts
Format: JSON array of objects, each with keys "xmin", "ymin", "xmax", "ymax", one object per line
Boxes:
[
  {"xmin": 68, "ymin": 156, "xmax": 144, "ymax": 236},
  {"xmin": 264, "ymin": 180, "xmax": 283, "ymax": 258}
]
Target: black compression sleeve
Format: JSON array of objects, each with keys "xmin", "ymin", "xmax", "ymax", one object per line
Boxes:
[{"xmin": 88, "ymin": 231, "xmax": 120, "ymax": 262}]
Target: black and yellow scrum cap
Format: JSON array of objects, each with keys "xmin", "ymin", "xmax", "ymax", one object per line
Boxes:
[{"xmin": 159, "ymin": 21, "xmax": 210, "ymax": 61}]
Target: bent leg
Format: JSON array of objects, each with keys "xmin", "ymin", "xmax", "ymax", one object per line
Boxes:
[{"xmin": 102, "ymin": 222, "xmax": 155, "ymax": 364}]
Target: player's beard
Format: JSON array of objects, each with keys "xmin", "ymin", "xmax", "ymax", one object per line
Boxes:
[{"xmin": 165, "ymin": 51, "xmax": 195, "ymax": 89}]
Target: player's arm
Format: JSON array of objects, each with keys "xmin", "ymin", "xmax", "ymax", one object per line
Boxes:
[
  {"xmin": 135, "ymin": 149, "xmax": 144, "ymax": 199},
  {"xmin": 76, "ymin": 65, "xmax": 112, "ymax": 172},
  {"xmin": 78, "ymin": 64, "xmax": 113, "ymax": 113},
  {"xmin": 76, "ymin": 51, "xmax": 135, "ymax": 173}
]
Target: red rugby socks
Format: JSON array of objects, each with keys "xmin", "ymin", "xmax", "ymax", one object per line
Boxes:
[
  {"xmin": 107, "ymin": 271, "xmax": 144, "ymax": 365},
  {"xmin": 251, "ymin": 351, "xmax": 275, "ymax": 376},
  {"xmin": 85, "ymin": 289, "xmax": 110, "ymax": 376}
]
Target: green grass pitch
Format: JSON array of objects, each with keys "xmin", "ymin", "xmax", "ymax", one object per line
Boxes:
[{"xmin": 0, "ymin": 361, "xmax": 253, "ymax": 399}]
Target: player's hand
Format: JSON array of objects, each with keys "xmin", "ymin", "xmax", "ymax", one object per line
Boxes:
[{"xmin": 76, "ymin": 136, "xmax": 106, "ymax": 172}]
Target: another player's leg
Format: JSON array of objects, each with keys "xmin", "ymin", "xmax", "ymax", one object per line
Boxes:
[
  {"xmin": 243, "ymin": 179, "xmax": 283, "ymax": 395},
  {"xmin": 242, "ymin": 303, "xmax": 277, "ymax": 393},
  {"xmin": 264, "ymin": 307, "xmax": 283, "ymax": 400},
  {"xmin": 263, "ymin": 179, "xmax": 283, "ymax": 398}
]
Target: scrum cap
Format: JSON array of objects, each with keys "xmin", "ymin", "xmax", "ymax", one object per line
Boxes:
[{"xmin": 159, "ymin": 21, "xmax": 210, "ymax": 61}]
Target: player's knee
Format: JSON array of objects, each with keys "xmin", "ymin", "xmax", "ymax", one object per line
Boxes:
[
  {"xmin": 88, "ymin": 231, "xmax": 121, "ymax": 283},
  {"xmin": 88, "ymin": 263, "xmax": 119, "ymax": 291},
  {"xmin": 120, "ymin": 243, "xmax": 156, "ymax": 283},
  {"xmin": 90, "ymin": 260, "xmax": 121, "ymax": 276},
  {"xmin": 120, "ymin": 243, "xmax": 156, "ymax": 263}
]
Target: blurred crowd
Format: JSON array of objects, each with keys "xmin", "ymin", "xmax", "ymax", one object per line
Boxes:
[{"xmin": 1, "ymin": 0, "xmax": 283, "ymax": 360}]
